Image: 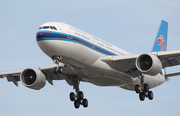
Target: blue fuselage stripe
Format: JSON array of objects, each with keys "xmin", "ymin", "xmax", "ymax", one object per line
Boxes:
[{"xmin": 36, "ymin": 30, "xmax": 117, "ymax": 56}]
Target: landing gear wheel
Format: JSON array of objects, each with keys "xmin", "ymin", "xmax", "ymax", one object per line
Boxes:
[
  {"xmin": 139, "ymin": 92, "xmax": 145, "ymax": 101},
  {"xmin": 70, "ymin": 92, "xmax": 75, "ymax": 101},
  {"xmin": 74, "ymin": 100, "xmax": 80, "ymax": 109},
  {"xmin": 54, "ymin": 67, "xmax": 57, "ymax": 74},
  {"xmin": 68, "ymin": 75, "xmax": 88, "ymax": 109},
  {"xmin": 144, "ymin": 83, "xmax": 149, "ymax": 92},
  {"xmin": 78, "ymin": 91, "xmax": 84, "ymax": 100},
  {"xmin": 58, "ymin": 67, "xmax": 62, "ymax": 74},
  {"xmin": 135, "ymin": 84, "xmax": 141, "ymax": 93},
  {"xmin": 148, "ymin": 91, "xmax": 154, "ymax": 100},
  {"xmin": 135, "ymin": 73, "xmax": 154, "ymax": 101},
  {"xmin": 82, "ymin": 99, "xmax": 88, "ymax": 108}
]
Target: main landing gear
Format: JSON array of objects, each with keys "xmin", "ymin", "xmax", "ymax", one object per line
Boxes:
[
  {"xmin": 69, "ymin": 75, "xmax": 88, "ymax": 109},
  {"xmin": 52, "ymin": 55, "xmax": 88, "ymax": 109},
  {"xmin": 135, "ymin": 75, "xmax": 154, "ymax": 101}
]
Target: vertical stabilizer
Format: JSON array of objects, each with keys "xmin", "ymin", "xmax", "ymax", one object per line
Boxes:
[{"xmin": 152, "ymin": 20, "xmax": 168, "ymax": 52}]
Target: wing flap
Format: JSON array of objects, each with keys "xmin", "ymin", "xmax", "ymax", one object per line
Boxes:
[
  {"xmin": 168, "ymin": 57, "xmax": 180, "ymax": 66},
  {"xmin": 157, "ymin": 50, "xmax": 180, "ymax": 67},
  {"xmin": 0, "ymin": 70, "xmax": 22, "ymax": 86}
]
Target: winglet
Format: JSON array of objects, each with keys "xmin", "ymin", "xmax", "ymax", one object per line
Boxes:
[{"xmin": 152, "ymin": 20, "xmax": 168, "ymax": 52}]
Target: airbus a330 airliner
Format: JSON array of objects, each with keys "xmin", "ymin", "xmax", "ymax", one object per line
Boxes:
[{"xmin": 1, "ymin": 20, "xmax": 180, "ymax": 109}]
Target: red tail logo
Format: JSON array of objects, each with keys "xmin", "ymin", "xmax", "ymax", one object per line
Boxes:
[{"xmin": 158, "ymin": 35, "xmax": 166, "ymax": 51}]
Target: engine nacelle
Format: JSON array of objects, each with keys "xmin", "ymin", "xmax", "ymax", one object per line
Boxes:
[
  {"xmin": 135, "ymin": 53, "xmax": 162, "ymax": 76},
  {"xmin": 20, "ymin": 68, "xmax": 46, "ymax": 90}
]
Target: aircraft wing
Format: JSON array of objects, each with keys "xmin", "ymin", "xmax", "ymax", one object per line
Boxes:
[
  {"xmin": 0, "ymin": 64, "xmax": 78, "ymax": 86},
  {"xmin": 101, "ymin": 50, "xmax": 180, "ymax": 77}
]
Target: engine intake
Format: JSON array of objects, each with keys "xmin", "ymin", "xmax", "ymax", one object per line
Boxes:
[
  {"xmin": 20, "ymin": 68, "xmax": 46, "ymax": 90},
  {"xmin": 136, "ymin": 54, "xmax": 162, "ymax": 76}
]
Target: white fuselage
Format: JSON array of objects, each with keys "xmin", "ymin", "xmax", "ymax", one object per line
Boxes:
[{"xmin": 36, "ymin": 22, "xmax": 166, "ymax": 91}]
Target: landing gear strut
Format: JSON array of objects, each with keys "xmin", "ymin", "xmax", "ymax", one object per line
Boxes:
[
  {"xmin": 135, "ymin": 74, "xmax": 154, "ymax": 101},
  {"xmin": 52, "ymin": 56, "xmax": 88, "ymax": 108},
  {"xmin": 54, "ymin": 67, "xmax": 62, "ymax": 74},
  {"xmin": 69, "ymin": 75, "xmax": 88, "ymax": 109},
  {"xmin": 52, "ymin": 55, "xmax": 63, "ymax": 74}
]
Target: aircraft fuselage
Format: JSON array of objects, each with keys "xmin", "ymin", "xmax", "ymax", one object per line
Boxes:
[{"xmin": 36, "ymin": 22, "xmax": 165, "ymax": 90}]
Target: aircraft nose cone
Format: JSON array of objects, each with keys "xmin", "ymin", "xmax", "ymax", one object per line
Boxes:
[{"xmin": 36, "ymin": 32, "xmax": 47, "ymax": 41}]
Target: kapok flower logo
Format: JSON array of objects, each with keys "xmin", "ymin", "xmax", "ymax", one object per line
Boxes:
[{"xmin": 158, "ymin": 35, "xmax": 166, "ymax": 51}]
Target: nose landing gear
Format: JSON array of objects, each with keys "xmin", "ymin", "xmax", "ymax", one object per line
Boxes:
[
  {"xmin": 52, "ymin": 55, "xmax": 88, "ymax": 109},
  {"xmin": 52, "ymin": 55, "xmax": 63, "ymax": 74}
]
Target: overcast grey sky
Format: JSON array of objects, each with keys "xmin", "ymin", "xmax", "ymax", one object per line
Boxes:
[{"xmin": 0, "ymin": 0, "xmax": 180, "ymax": 116}]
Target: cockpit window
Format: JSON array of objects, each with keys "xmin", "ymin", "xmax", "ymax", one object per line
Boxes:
[
  {"xmin": 53, "ymin": 26, "xmax": 57, "ymax": 30},
  {"xmin": 43, "ymin": 26, "xmax": 49, "ymax": 29},
  {"xmin": 50, "ymin": 26, "xmax": 53, "ymax": 29},
  {"xmin": 38, "ymin": 27, "xmax": 43, "ymax": 30},
  {"xmin": 38, "ymin": 26, "xmax": 58, "ymax": 30}
]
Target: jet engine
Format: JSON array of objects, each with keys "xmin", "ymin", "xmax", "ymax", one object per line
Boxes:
[
  {"xmin": 135, "ymin": 53, "xmax": 162, "ymax": 76},
  {"xmin": 20, "ymin": 68, "xmax": 46, "ymax": 90}
]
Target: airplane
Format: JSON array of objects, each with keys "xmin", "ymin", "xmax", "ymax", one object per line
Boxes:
[{"xmin": 1, "ymin": 20, "xmax": 180, "ymax": 109}]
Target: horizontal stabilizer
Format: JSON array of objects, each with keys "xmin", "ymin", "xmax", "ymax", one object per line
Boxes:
[{"xmin": 165, "ymin": 72, "xmax": 180, "ymax": 78}]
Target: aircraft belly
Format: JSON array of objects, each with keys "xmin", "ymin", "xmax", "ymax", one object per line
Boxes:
[
  {"xmin": 82, "ymin": 58, "xmax": 133, "ymax": 86},
  {"xmin": 119, "ymin": 74, "xmax": 166, "ymax": 91},
  {"xmin": 85, "ymin": 76, "xmax": 124, "ymax": 86}
]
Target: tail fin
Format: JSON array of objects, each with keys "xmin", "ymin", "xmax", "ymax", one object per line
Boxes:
[{"xmin": 152, "ymin": 20, "xmax": 168, "ymax": 52}]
